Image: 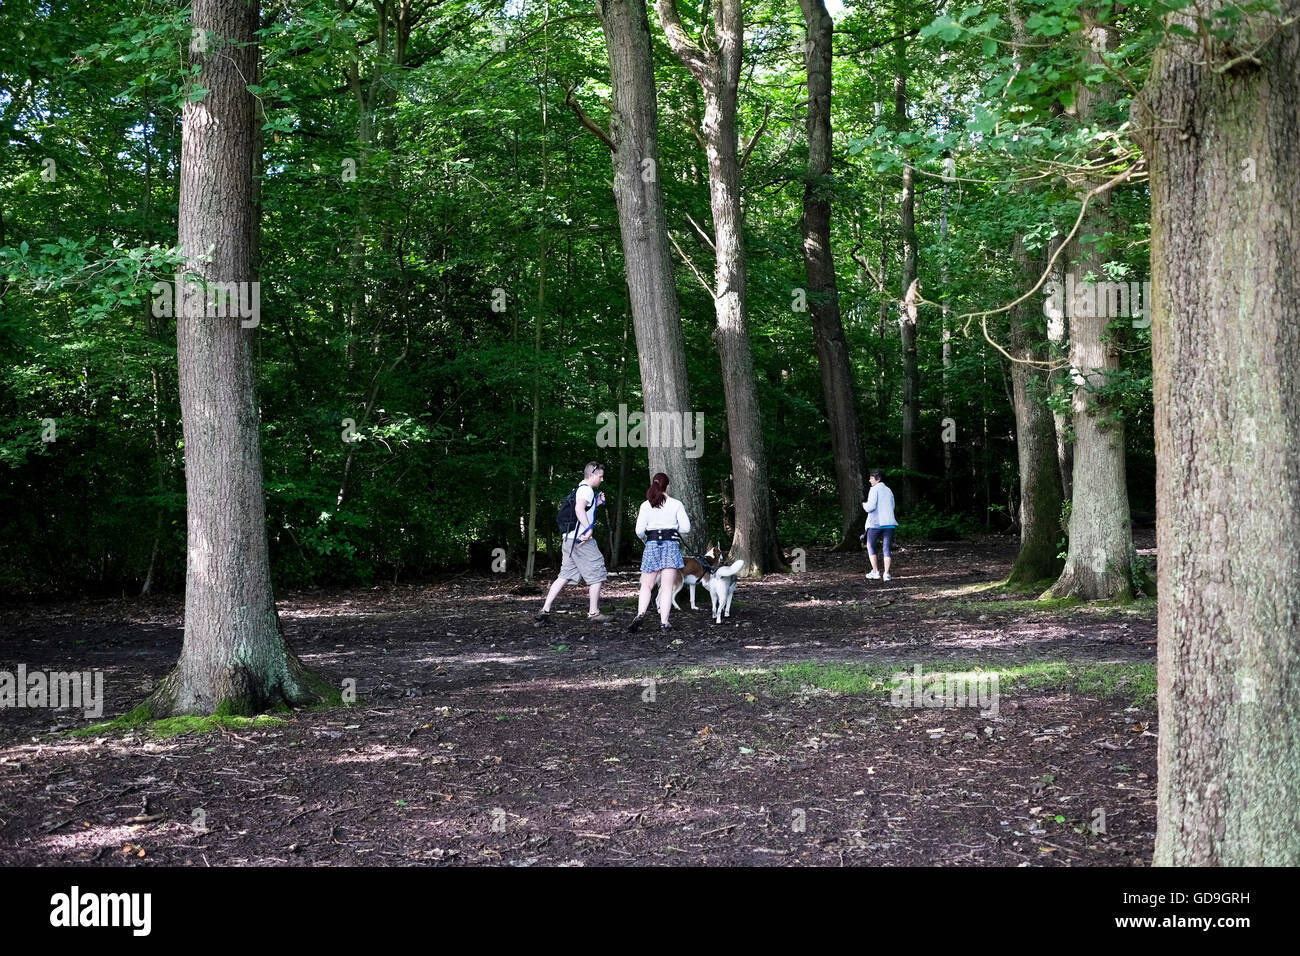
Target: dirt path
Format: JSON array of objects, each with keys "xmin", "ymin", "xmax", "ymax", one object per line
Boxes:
[{"xmin": 0, "ymin": 535, "xmax": 1158, "ymax": 866}]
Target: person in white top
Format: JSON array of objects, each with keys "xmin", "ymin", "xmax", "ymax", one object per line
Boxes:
[
  {"xmin": 862, "ymin": 469, "xmax": 898, "ymax": 581},
  {"xmin": 629, "ymin": 473, "xmax": 692, "ymax": 633}
]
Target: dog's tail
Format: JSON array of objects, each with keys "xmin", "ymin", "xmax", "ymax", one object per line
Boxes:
[{"xmin": 716, "ymin": 559, "xmax": 744, "ymax": 578}]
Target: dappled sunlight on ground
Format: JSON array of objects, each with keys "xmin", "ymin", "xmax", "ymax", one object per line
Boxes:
[{"xmin": 0, "ymin": 538, "xmax": 1158, "ymax": 866}]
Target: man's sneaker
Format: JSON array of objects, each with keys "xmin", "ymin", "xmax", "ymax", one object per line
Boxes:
[
  {"xmin": 534, "ymin": 609, "xmax": 553, "ymax": 624},
  {"xmin": 866, "ymin": 570, "xmax": 881, "ymax": 580},
  {"xmin": 587, "ymin": 611, "xmax": 613, "ymax": 624},
  {"xmin": 882, "ymin": 572, "xmax": 892, "ymax": 581},
  {"xmin": 628, "ymin": 612, "xmax": 647, "ymax": 633}
]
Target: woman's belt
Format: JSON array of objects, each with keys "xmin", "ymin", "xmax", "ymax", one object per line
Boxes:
[{"xmin": 644, "ymin": 529, "xmax": 682, "ymax": 542}]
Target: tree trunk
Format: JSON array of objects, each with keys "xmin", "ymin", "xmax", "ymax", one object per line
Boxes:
[
  {"xmin": 1049, "ymin": 16, "xmax": 1135, "ymax": 601},
  {"xmin": 894, "ymin": 31, "xmax": 919, "ymax": 509},
  {"xmin": 655, "ymin": 0, "xmax": 782, "ymax": 574},
  {"xmin": 1005, "ymin": 0, "xmax": 1063, "ymax": 585},
  {"xmin": 597, "ymin": 0, "xmax": 708, "ymax": 554},
  {"xmin": 1007, "ymin": 236, "xmax": 1065, "ymax": 585},
  {"xmin": 524, "ymin": 32, "xmax": 553, "ymax": 583},
  {"xmin": 1044, "ymin": 235, "xmax": 1073, "ymax": 500},
  {"xmin": 1138, "ymin": 0, "xmax": 1300, "ymax": 865},
  {"xmin": 940, "ymin": 164, "xmax": 954, "ymax": 512},
  {"xmin": 876, "ymin": 190, "xmax": 889, "ymax": 421},
  {"xmin": 798, "ymin": 0, "xmax": 867, "ymax": 550},
  {"xmin": 140, "ymin": 101, "xmax": 168, "ymax": 598},
  {"xmin": 152, "ymin": 0, "xmax": 318, "ymax": 717},
  {"xmin": 610, "ymin": 307, "xmax": 633, "ymax": 566}
]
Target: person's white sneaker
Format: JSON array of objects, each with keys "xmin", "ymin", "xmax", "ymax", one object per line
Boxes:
[
  {"xmin": 882, "ymin": 572, "xmax": 892, "ymax": 581},
  {"xmin": 866, "ymin": 570, "xmax": 881, "ymax": 580}
]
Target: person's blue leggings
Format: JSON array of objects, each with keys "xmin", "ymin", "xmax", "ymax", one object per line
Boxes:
[{"xmin": 866, "ymin": 527, "xmax": 894, "ymax": 559}]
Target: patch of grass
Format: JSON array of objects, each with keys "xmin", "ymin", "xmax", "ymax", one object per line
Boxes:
[
  {"xmin": 955, "ymin": 593, "xmax": 1156, "ymax": 617},
  {"xmin": 665, "ymin": 661, "xmax": 900, "ymax": 697},
  {"xmin": 652, "ymin": 658, "xmax": 1156, "ymax": 708},
  {"xmin": 961, "ymin": 595, "xmax": 1082, "ymax": 614},
  {"xmin": 769, "ymin": 661, "xmax": 899, "ymax": 694},
  {"xmin": 997, "ymin": 661, "xmax": 1156, "ymax": 707},
  {"xmin": 303, "ymin": 671, "xmax": 347, "ymax": 709},
  {"xmin": 71, "ymin": 711, "xmax": 288, "ymax": 740}
]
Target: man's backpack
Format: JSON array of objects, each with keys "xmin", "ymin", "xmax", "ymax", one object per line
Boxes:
[{"xmin": 555, "ymin": 483, "xmax": 584, "ymax": 535}]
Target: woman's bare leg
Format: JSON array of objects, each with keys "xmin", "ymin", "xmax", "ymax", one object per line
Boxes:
[
  {"xmin": 658, "ymin": 568, "xmax": 677, "ymax": 624},
  {"xmin": 637, "ymin": 572, "xmax": 657, "ymax": 617}
]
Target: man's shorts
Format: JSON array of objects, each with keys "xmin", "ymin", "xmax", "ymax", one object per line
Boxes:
[{"xmin": 558, "ymin": 536, "xmax": 609, "ymax": 585}]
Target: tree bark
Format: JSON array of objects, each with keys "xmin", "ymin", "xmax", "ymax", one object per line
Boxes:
[
  {"xmin": 654, "ymin": 0, "xmax": 782, "ymax": 573},
  {"xmin": 597, "ymin": 0, "xmax": 707, "ymax": 554},
  {"xmin": 940, "ymin": 160, "xmax": 954, "ymax": 512},
  {"xmin": 1007, "ymin": 235, "xmax": 1065, "ymax": 585},
  {"xmin": 1005, "ymin": 0, "xmax": 1063, "ymax": 585},
  {"xmin": 1137, "ymin": 0, "xmax": 1300, "ymax": 865},
  {"xmin": 894, "ymin": 29, "xmax": 920, "ymax": 509},
  {"xmin": 1049, "ymin": 17, "xmax": 1135, "ymax": 601},
  {"xmin": 525, "ymin": 27, "xmax": 553, "ymax": 583},
  {"xmin": 1044, "ymin": 235, "xmax": 1073, "ymax": 500},
  {"xmin": 798, "ymin": 0, "xmax": 867, "ymax": 550},
  {"xmin": 153, "ymin": 0, "xmax": 318, "ymax": 717}
]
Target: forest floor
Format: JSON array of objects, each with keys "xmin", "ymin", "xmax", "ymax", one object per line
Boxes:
[{"xmin": 0, "ymin": 533, "xmax": 1159, "ymax": 866}]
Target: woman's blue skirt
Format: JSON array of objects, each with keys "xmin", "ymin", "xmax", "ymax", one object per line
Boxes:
[{"xmin": 640, "ymin": 539, "xmax": 685, "ymax": 573}]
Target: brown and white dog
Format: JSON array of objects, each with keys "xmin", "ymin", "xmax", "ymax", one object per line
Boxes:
[{"xmin": 658, "ymin": 543, "xmax": 724, "ymax": 611}]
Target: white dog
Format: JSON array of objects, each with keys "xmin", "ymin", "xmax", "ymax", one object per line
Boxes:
[{"xmin": 705, "ymin": 558, "xmax": 745, "ymax": 624}]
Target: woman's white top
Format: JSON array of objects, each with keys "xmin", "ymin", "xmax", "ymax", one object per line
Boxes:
[{"xmin": 636, "ymin": 495, "xmax": 691, "ymax": 541}]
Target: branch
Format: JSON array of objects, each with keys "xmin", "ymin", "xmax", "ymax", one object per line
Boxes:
[
  {"xmin": 686, "ymin": 212, "xmax": 715, "ymax": 251},
  {"xmin": 654, "ymin": 0, "xmax": 714, "ymax": 85},
  {"xmin": 668, "ymin": 230, "xmax": 716, "ymax": 299},
  {"xmin": 740, "ymin": 103, "xmax": 772, "ymax": 170},
  {"xmin": 848, "ymin": 241, "xmax": 883, "ymax": 291},
  {"xmin": 562, "ymin": 82, "xmax": 615, "ymax": 152},
  {"xmin": 908, "ymin": 157, "xmax": 1147, "ymax": 370},
  {"xmin": 835, "ymin": 26, "xmax": 922, "ymax": 57}
]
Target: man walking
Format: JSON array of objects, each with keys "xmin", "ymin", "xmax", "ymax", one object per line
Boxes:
[
  {"xmin": 536, "ymin": 462, "xmax": 613, "ymax": 624},
  {"xmin": 862, "ymin": 469, "xmax": 898, "ymax": 582}
]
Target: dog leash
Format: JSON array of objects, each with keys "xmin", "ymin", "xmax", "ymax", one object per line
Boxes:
[{"xmin": 570, "ymin": 488, "xmax": 601, "ymax": 554}]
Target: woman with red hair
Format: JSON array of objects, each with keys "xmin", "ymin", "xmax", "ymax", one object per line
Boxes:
[{"xmin": 629, "ymin": 473, "xmax": 691, "ymax": 633}]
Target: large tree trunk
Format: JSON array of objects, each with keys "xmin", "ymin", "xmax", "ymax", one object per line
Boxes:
[
  {"xmin": 655, "ymin": 0, "xmax": 782, "ymax": 574},
  {"xmin": 1044, "ymin": 236, "xmax": 1073, "ymax": 500},
  {"xmin": 597, "ymin": 0, "xmax": 707, "ymax": 554},
  {"xmin": 1049, "ymin": 17, "xmax": 1135, "ymax": 601},
  {"xmin": 894, "ymin": 30, "xmax": 920, "ymax": 509},
  {"xmin": 1007, "ymin": 237, "xmax": 1065, "ymax": 585},
  {"xmin": 798, "ymin": 0, "xmax": 867, "ymax": 550},
  {"xmin": 1138, "ymin": 0, "xmax": 1300, "ymax": 865},
  {"xmin": 940, "ymin": 160, "xmax": 954, "ymax": 512},
  {"xmin": 152, "ymin": 0, "xmax": 318, "ymax": 717},
  {"xmin": 1004, "ymin": 0, "xmax": 1063, "ymax": 586},
  {"xmin": 524, "ymin": 39, "xmax": 553, "ymax": 583}
]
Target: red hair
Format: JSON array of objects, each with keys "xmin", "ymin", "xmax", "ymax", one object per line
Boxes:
[{"xmin": 647, "ymin": 472, "xmax": 669, "ymax": 508}]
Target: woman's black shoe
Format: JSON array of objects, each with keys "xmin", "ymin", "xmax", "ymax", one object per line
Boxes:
[
  {"xmin": 628, "ymin": 612, "xmax": 647, "ymax": 633},
  {"xmin": 660, "ymin": 621, "xmax": 673, "ymax": 632}
]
